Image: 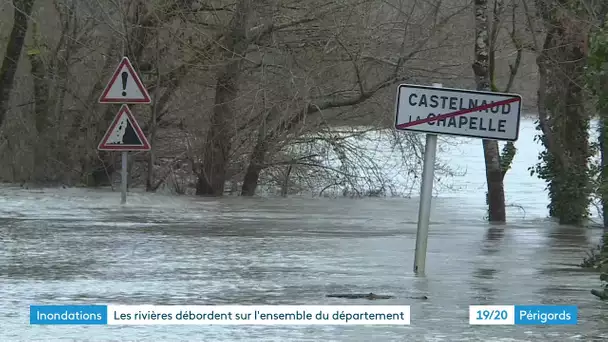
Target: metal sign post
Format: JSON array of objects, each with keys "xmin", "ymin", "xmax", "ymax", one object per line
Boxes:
[
  {"xmin": 413, "ymin": 83, "xmax": 441, "ymax": 275},
  {"xmin": 394, "ymin": 82, "xmax": 522, "ymax": 275},
  {"xmin": 121, "ymin": 151, "xmax": 128, "ymax": 204}
]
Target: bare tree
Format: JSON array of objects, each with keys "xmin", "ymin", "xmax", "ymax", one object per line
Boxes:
[
  {"xmin": 239, "ymin": 0, "xmax": 471, "ymax": 196},
  {"xmin": 0, "ymin": 0, "xmax": 35, "ymax": 128},
  {"xmin": 195, "ymin": 0, "xmax": 253, "ymax": 196},
  {"xmin": 473, "ymin": 0, "xmax": 507, "ymax": 222},
  {"xmin": 0, "ymin": 0, "xmax": 538, "ymax": 200}
]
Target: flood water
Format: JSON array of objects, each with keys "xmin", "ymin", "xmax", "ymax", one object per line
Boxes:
[{"xmin": 1, "ymin": 119, "xmax": 607, "ymax": 341}]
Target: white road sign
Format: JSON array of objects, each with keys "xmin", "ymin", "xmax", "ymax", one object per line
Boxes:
[
  {"xmin": 98, "ymin": 105, "xmax": 150, "ymax": 151},
  {"xmin": 99, "ymin": 57, "xmax": 151, "ymax": 104},
  {"xmin": 394, "ymin": 84, "xmax": 522, "ymax": 141}
]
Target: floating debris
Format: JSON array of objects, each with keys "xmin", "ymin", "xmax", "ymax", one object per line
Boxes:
[{"xmin": 326, "ymin": 293, "xmax": 428, "ymax": 300}]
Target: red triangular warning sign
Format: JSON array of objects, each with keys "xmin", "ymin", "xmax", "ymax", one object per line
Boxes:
[
  {"xmin": 98, "ymin": 105, "xmax": 151, "ymax": 151},
  {"xmin": 99, "ymin": 57, "xmax": 151, "ymax": 104}
]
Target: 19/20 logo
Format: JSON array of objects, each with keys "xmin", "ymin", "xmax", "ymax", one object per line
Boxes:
[
  {"xmin": 477, "ymin": 309, "xmax": 507, "ymax": 320},
  {"xmin": 469, "ymin": 305, "xmax": 514, "ymax": 325}
]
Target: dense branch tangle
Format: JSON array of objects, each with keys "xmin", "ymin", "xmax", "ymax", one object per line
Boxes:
[{"xmin": 0, "ymin": 0, "xmax": 488, "ymax": 196}]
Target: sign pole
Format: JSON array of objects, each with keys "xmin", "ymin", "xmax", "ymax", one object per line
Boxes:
[
  {"xmin": 121, "ymin": 151, "xmax": 128, "ymax": 204},
  {"xmin": 413, "ymin": 83, "xmax": 442, "ymax": 275},
  {"xmin": 98, "ymin": 57, "xmax": 152, "ymax": 205}
]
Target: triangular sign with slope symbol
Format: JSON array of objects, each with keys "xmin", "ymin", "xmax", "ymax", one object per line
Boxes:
[
  {"xmin": 98, "ymin": 57, "xmax": 151, "ymax": 104},
  {"xmin": 98, "ymin": 105, "xmax": 151, "ymax": 151}
]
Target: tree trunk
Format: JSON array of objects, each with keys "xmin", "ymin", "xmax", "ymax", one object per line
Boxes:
[
  {"xmin": 280, "ymin": 165, "xmax": 292, "ymax": 197},
  {"xmin": 241, "ymin": 107, "xmax": 280, "ymax": 196},
  {"xmin": 483, "ymin": 140, "xmax": 507, "ymax": 221},
  {"xmin": 49, "ymin": 25, "xmax": 72, "ymax": 177},
  {"xmin": 197, "ymin": 71, "xmax": 236, "ymax": 196},
  {"xmin": 146, "ymin": 33, "xmax": 162, "ymax": 192},
  {"xmin": 29, "ymin": 35, "xmax": 52, "ymax": 182},
  {"xmin": 146, "ymin": 97, "xmax": 158, "ymax": 192},
  {"xmin": 473, "ymin": 0, "xmax": 506, "ymax": 222},
  {"xmin": 241, "ymin": 135, "xmax": 268, "ymax": 196},
  {"xmin": 0, "ymin": 0, "xmax": 36, "ymax": 128},
  {"xmin": 594, "ymin": 6, "xmax": 608, "ymax": 228},
  {"xmin": 601, "ymin": 119, "xmax": 608, "ymax": 228},
  {"xmin": 197, "ymin": 0, "xmax": 252, "ymax": 196}
]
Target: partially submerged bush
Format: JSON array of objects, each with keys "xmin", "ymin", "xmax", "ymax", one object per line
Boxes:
[
  {"xmin": 582, "ymin": 232, "xmax": 608, "ymax": 300},
  {"xmin": 256, "ymin": 127, "xmax": 461, "ymax": 197}
]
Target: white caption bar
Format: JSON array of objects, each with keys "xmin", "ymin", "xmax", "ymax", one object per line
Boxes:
[
  {"xmin": 469, "ymin": 305, "xmax": 515, "ymax": 325},
  {"xmin": 107, "ymin": 305, "xmax": 410, "ymax": 325}
]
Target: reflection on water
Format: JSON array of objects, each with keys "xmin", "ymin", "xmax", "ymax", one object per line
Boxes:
[
  {"xmin": 1, "ymin": 120, "xmax": 608, "ymax": 341},
  {"xmin": 482, "ymin": 226, "xmax": 505, "ymax": 255},
  {"xmin": 470, "ymin": 227, "xmax": 504, "ymax": 303},
  {"xmin": 547, "ymin": 224, "xmax": 590, "ymax": 249},
  {"xmin": 471, "ymin": 267, "xmax": 498, "ymax": 303}
]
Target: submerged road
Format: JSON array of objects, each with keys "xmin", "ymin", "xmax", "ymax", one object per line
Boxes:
[
  {"xmin": 0, "ymin": 187, "xmax": 606, "ymax": 341},
  {"xmin": 1, "ymin": 120, "xmax": 607, "ymax": 341}
]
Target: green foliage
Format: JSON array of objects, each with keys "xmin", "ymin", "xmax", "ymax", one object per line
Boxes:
[
  {"xmin": 584, "ymin": 19, "xmax": 608, "ymax": 300},
  {"xmin": 500, "ymin": 142, "xmax": 516, "ymax": 175},
  {"xmin": 588, "ymin": 231, "xmax": 608, "ymax": 300},
  {"xmin": 585, "ymin": 24, "xmax": 608, "ymax": 222},
  {"xmin": 586, "ymin": 25, "xmax": 608, "ymax": 112},
  {"xmin": 530, "ymin": 118, "xmax": 592, "ymax": 225},
  {"xmin": 529, "ymin": 9, "xmax": 595, "ymax": 225},
  {"xmin": 581, "ymin": 232, "xmax": 608, "ymax": 268},
  {"xmin": 25, "ymin": 22, "xmax": 46, "ymax": 59}
]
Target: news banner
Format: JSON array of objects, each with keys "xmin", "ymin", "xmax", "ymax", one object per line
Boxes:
[{"xmin": 29, "ymin": 304, "xmax": 577, "ymax": 325}]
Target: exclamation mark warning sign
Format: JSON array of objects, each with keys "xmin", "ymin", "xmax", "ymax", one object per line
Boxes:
[
  {"xmin": 121, "ymin": 72, "xmax": 128, "ymax": 97},
  {"xmin": 98, "ymin": 57, "xmax": 151, "ymax": 103}
]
